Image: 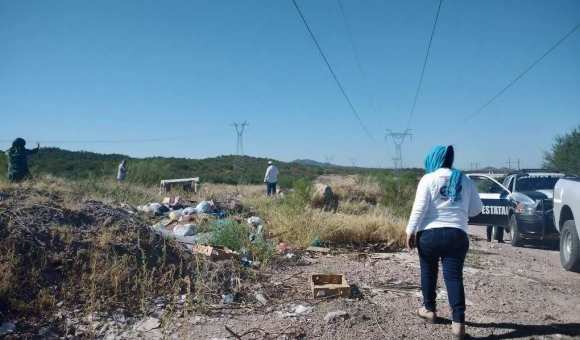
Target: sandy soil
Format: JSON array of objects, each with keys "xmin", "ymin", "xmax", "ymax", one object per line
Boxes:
[{"xmin": 119, "ymin": 226, "xmax": 580, "ymax": 340}]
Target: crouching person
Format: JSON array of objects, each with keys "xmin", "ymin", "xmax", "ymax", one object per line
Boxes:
[
  {"xmin": 6, "ymin": 138, "xmax": 40, "ymax": 182},
  {"xmin": 406, "ymin": 145, "xmax": 483, "ymax": 339}
]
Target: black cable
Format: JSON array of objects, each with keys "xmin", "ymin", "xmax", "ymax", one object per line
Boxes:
[
  {"xmin": 465, "ymin": 22, "xmax": 580, "ymax": 122},
  {"xmin": 0, "ymin": 137, "xmax": 189, "ymax": 144},
  {"xmin": 406, "ymin": 0, "xmax": 444, "ymax": 129},
  {"xmin": 336, "ymin": 0, "xmax": 380, "ymax": 117},
  {"xmin": 291, "ymin": 0, "xmax": 376, "ymax": 142}
]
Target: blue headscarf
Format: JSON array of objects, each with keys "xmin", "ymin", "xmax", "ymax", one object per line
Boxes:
[{"xmin": 424, "ymin": 145, "xmax": 462, "ymax": 202}]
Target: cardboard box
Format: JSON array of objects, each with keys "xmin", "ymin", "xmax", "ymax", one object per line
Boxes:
[
  {"xmin": 192, "ymin": 245, "xmax": 238, "ymax": 261},
  {"xmin": 310, "ymin": 274, "xmax": 351, "ymax": 298}
]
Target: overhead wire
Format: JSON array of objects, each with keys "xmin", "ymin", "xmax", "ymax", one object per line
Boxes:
[
  {"xmin": 464, "ymin": 21, "xmax": 580, "ymax": 122},
  {"xmin": 0, "ymin": 137, "xmax": 190, "ymax": 144},
  {"xmin": 406, "ymin": 0, "xmax": 444, "ymax": 129},
  {"xmin": 336, "ymin": 0, "xmax": 381, "ymax": 117},
  {"xmin": 291, "ymin": 0, "xmax": 376, "ymax": 142}
]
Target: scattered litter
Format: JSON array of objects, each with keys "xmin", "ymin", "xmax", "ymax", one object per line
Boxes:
[
  {"xmin": 285, "ymin": 253, "xmax": 296, "ymax": 259},
  {"xmin": 306, "ymin": 246, "xmax": 330, "ymax": 254},
  {"xmin": 192, "ymin": 245, "xmax": 238, "ymax": 261},
  {"xmin": 134, "ymin": 317, "xmax": 160, "ymax": 332},
  {"xmin": 162, "ymin": 196, "xmax": 184, "ymax": 207},
  {"xmin": 179, "ymin": 214, "xmax": 194, "ymax": 222},
  {"xmin": 254, "ymin": 292, "xmax": 268, "ymax": 305},
  {"xmin": 168, "ymin": 209, "xmax": 183, "ymax": 221},
  {"xmin": 173, "ymin": 224, "xmax": 196, "ymax": 237},
  {"xmin": 138, "ymin": 203, "xmax": 167, "ymax": 216},
  {"xmin": 310, "ymin": 237, "xmax": 322, "ymax": 247},
  {"xmin": 250, "ymin": 224, "xmax": 264, "ymax": 242},
  {"xmin": 182, "ymin": 207, "xmax": 198, "ymax": 215},
  {"xmin": 278, "ymin": 304, "xmax": 313, "ymax": 318},
  {"xmin": 222, "ymin": 293, "xmax": 235, "ymax": 304},
  {"xmin": 247, "ymin": 216, "xmax": 263, "ymax": 227},
  {"xmin": 277, "ymin": 242, "xmax": 290, "ymax": 254},
  {"xmin": 196, "ymin": 200, "xmax": 214, "ymax": 214},
  {"xmin": 0, "ymin": 322, "xmax": 15, "ymax": 336},
  {"xmin": 324, "ymin": 310, "xmax": 349, "ymax": 324}
]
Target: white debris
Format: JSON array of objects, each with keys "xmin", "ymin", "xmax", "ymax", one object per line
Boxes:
[
  {"xmin": 134, "ymin": 317, "xmax": 160, "ymax": 332},
  {"xmin": 168, "ymin": 209, "xmax": 183, "ymax": 221},
  {"xmin": 254, "ymin": 292, "xmax": 268, "ymax": 305},
  {"xmin": 173, "ymin": 224, "xmax": 196, "ymax": 237},
  {"xmin": 277, "ymin": 304, "xmax": 313, "ymax": 318},
  {"xmin": 247, "ymin": 216, "xmax": 263, "ymax": 227},
  {"xmin": 324, "ymin": 310, "xmax": 349, "ymax": 324},
  {"xmin": 196, "ymin": 201, "xmax": 213, "ymax": 213},
  {"xmin": 182, "ymin": 207, "xmax": 198, "ymax": 215}
]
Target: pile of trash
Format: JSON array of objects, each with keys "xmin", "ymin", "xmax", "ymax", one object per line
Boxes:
[{"xmin": 137, "ymin": 196, "xmax": 270, "ymax": 266}]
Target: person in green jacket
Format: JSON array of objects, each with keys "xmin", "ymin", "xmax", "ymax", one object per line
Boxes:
[{"xmin": 6, "ymin": 138, "xmax": 40, "ymax": 182}]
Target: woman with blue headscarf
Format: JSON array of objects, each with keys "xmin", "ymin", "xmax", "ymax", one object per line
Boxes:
[{"xmin": 406, "ymin": 145, "xmax": 482, "ymax": 339}]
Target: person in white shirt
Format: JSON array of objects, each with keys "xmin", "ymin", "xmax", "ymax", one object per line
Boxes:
[
  {"xmin": 117, "ymin": 160, "xmax": 127, "ymax": 182},
  {"xmin": 406, "ymin": 145, "xmax": 482, "ymax": 340},
  {"xmin": 264, "ymin": 161, "xmax": 279, "ymax": 196}
]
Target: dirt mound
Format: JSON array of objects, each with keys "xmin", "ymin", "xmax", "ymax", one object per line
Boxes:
[{"xmin": 0, "ymin": 186, "xmax": 245, "ymax": 337}]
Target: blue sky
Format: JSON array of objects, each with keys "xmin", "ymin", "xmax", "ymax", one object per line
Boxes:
[{"xmin": 1, "ymin": 0, "xmax": 579, "ymax": 169}]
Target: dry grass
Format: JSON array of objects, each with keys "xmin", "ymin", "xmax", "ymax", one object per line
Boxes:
[
  {"xmin": 0, "ymin": 177, "xmax": 251, "ymax": 334},
  {"xmin": 244, "ymin": 175, "xmax": 406, "ymax": 247},
  {"xmin": 317, "ymin": 175, "xmax": 383, "ymax": 204}
]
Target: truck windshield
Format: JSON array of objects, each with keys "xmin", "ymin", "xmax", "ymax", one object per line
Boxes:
[{"xmin": 516, "ymin": 176, "xmax": 560, "ymax": 191}]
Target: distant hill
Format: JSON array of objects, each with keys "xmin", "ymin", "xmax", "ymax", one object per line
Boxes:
[
  {"xmin": 292, "ymin": 159, "xmax": 338, "ymax": 168},
  {"xmin": 0, "ymin": 148, "xmax": 388, "ymax": 187}
]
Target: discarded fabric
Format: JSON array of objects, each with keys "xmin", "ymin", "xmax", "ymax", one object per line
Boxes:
[
  {"xmin": 173, "ymin": 224, "xmax": 196, "ymax": 237},
  {"xmin": 196, "ymin": 200, "xmax": 214, "ymax": 214}
]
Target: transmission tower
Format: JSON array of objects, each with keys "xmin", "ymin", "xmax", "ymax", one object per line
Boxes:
[
  {"xmin": 231, "ymin": 121, "xmax": 249, "ymax": 155},
  {"xmin": 385, "ymin": 129, "xmax": 413, "ymax": 169}
]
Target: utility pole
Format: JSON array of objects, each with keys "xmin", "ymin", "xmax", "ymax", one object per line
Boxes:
[
  {"xmin": 385, "ymin": 129, "xmax": 413, "ymax": 169},
  {"xmin": 232, "ymin": 121, "xmax": 249, "ymax": 155},
  {"xmin": 507, "ymin": 157, "xmax": 512, "ymax": 170},
  {"xmin": 349, "ymin": 157, "xmax": 357, "ymax": 167},
  {"xmin": 231, "ymin": 121, "xmax": 249, "ymax": 185}
]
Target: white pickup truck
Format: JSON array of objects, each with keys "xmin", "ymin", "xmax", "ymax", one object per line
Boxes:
[{"xmin": 553, "ymin": 177, "xmax": 580, "ymax": 272}]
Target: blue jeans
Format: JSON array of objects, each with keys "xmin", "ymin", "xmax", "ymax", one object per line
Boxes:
[
  {"xmin": 417, "ymin": 227, "xmax": 469, "ymax": 323},
  {"xmin": 266, "ymin": 182, "xmax": 277, "ymax": 196}
]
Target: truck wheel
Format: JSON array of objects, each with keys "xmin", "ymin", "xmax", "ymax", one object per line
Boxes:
[
  {"xmin": 510, "ymin": 215, "xmax": 523, "ymax": 247},
  {"xmin": 560, "ymin": 220, "xmax": 580, "ymax": 272}
]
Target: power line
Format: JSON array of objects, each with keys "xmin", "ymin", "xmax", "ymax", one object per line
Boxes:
[
  {"xmin": 0, "ymin": 137, "xmax": 189, "ymax": 144},
  {"xmin": 291, "ymin": 0, "xmax": 376, "ymax": 142},
  {"xmin": 336, "ymin": 0, "xmax": 381, "ymax": 117},
  {"xmin": 465, "ymin": 21, "xmax": 580, "ymax": 122},
  {"xmin": 406, "ymin": 0, "xmax": 444, "ymax": 129}
]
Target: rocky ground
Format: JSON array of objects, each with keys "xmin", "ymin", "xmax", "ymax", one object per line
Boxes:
[
  {"xmin": 121, "ymin": 228, "xmax": 580, "ymax": 340},
  {"xmin": 2, "ymin": 184, "xmax": 580, "ymax": 339}
]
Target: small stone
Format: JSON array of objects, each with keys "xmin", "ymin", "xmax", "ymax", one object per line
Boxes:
[
  {"xmin": 135, "ymin": 317, "xmax": 161, "ymax": 332},
  {"xmin": 324, "ymin": 311, "xmax": 349, "ymax": 324}
]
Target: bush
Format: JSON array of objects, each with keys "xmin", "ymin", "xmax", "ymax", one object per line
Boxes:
[{"xmin": 544, "ymin": 126, "xmax": 580, "ymax": 175}]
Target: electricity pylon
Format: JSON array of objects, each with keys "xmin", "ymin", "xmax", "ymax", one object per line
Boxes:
[
  {"xmin": 385, "ymin": 129, "xmax": 413, "ymax": 169},
  {"xmin": 232, "ymin": 121, "xmax": 249, "ymax": 155}
]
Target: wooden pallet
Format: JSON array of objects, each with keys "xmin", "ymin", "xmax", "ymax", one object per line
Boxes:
[{"xmin": 310, "ymin": 274, "xmax": 351, "ymax": 298}]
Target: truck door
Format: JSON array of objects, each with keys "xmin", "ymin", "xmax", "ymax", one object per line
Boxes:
[{"xmin": 467, "ymin": 174, "xmax": 513, "ymax": 227}]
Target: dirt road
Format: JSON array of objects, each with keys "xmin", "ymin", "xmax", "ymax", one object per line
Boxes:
[{"xmin": 126, "ymin": 226, "xmax": 580, "ymax": 339}]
